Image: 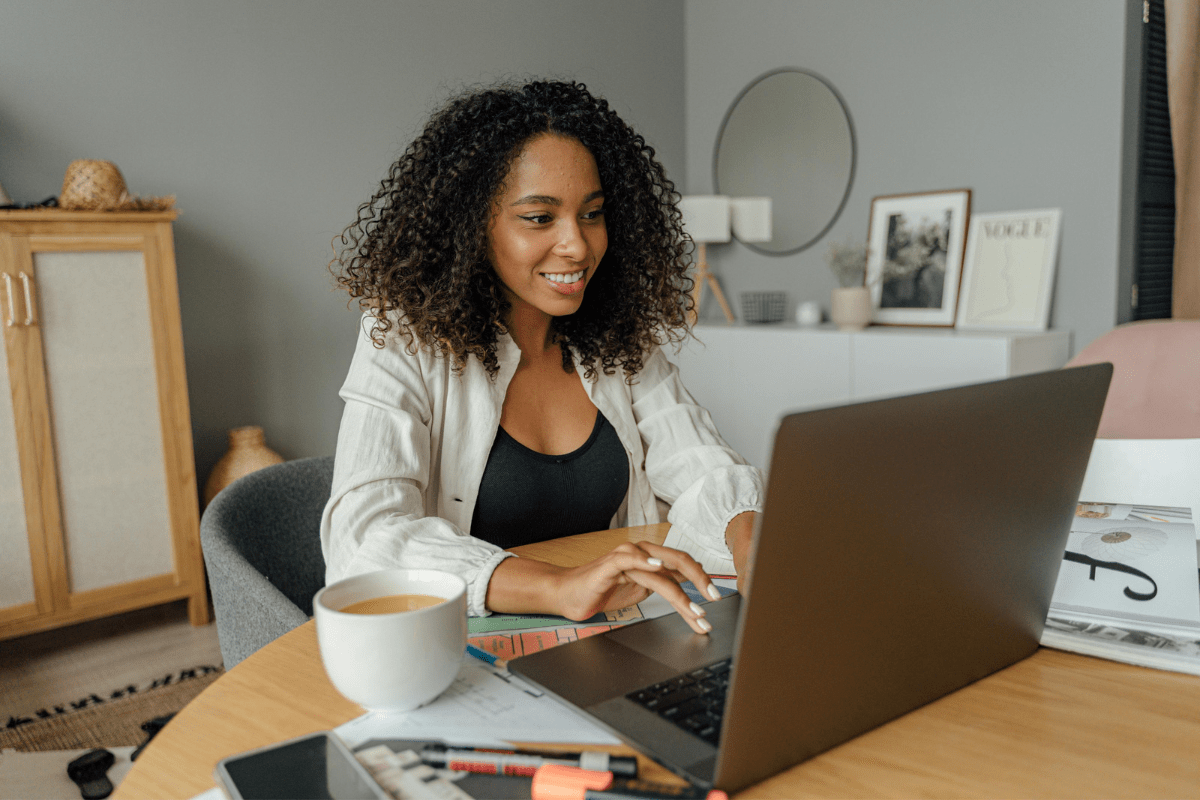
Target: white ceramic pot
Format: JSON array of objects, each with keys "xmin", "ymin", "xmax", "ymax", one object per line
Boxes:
[
  {"xmin": 314, "ymin": 568, "xmax": 467, "ymax": 712},
  {"xmin": 830, "ymin": 287, "xmax": 872, "ymax": 331}
]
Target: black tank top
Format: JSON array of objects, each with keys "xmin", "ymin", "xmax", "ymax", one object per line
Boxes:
[{"xmin": 470, "ymin": 411, "xmax": 630, "ymax": 549}]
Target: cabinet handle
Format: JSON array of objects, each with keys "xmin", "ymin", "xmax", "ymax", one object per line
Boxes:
[
  {"xmin": 19, "ymin": 272, "xmax": 35, "ymax": 326},
  {"xmin": 2, "ymin": 274, "xmax": 14, "ymax": 327}
]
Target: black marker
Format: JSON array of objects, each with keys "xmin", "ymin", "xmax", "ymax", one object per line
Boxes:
[{"xmin": 420, "ymin": 743, "xmax": 638, "ymax": 778}]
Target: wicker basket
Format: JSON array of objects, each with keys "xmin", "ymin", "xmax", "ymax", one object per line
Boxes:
[
  {"xmin": 740, "ymin": 291, "xmax": 787, "ymax": 324},
  {"xmin": 58, "ymin": 159, "xmax": 175, "ymax": 211},
  {"xmin": 59, "ymin": 160, "xmax": 129, "ymax": 210}
]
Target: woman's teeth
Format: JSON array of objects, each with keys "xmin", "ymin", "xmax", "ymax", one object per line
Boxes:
[{"xmin": 543, "ymin": 270, "xmax": 585, "ymax": 284}]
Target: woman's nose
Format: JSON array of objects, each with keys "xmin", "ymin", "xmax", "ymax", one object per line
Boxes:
[{"xmin": 553, "ymin": 220, "xmax": 589, "ymax": 261}]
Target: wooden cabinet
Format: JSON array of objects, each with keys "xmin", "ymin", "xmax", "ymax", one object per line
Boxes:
[
  {"xmin": 0, "ymin": 210, "xmax": 208, "ymax": 639},
  {"xmin": 674, "ymin": 323, "xmax": 1072, "ymax": 471}
]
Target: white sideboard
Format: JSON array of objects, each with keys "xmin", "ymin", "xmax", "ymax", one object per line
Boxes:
[{"xmin": 671, "ymin": 324, "xmax": 1072, "ymax": 471}]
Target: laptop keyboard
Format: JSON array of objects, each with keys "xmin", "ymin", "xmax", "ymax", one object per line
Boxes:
[{"xmin": 625, "ymin": 658, "xmax": 731, "ymax": 746}]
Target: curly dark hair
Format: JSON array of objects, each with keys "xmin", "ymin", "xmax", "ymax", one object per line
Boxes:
[{"xmin": 331, "ymin": 79, "xmax": 693, "ymax": 380}]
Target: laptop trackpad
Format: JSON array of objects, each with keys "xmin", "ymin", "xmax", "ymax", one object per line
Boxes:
[{"xmin": 606, "ymin": 594, "xmax": 740, "ymax": 672}]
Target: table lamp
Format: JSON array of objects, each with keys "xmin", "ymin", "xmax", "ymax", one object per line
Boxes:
[
  {"xmin": 679, "ymin": 195, "xmax": 772, "ymax": 324},
  {"xmin": 732, "ymin": 196, "xmax": 773, "ymax": 243}
]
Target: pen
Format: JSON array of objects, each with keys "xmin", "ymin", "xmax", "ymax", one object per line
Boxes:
[
  {"xmin": 466, "ymin": 643, "xmax": 508, "ymax": 669},
  {"xmin": 420, "ymin": 744, "xmax": 638, "ymax": 778},
  {"xmin": 531, "ymin": 764, "xmax": 727, "ymax": 800}
]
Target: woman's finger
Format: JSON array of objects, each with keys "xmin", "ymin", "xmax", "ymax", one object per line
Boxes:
[
  {"xmin": 621, "ymin": 568, "xmax": 713, "ymax": 635},
  {"xmin": 638, "ymin": 542, "xmax": 722, "ymax": 602},
  {"xmin": 594, "ymin": 549, "xmax": 670, "ymax": 578}
]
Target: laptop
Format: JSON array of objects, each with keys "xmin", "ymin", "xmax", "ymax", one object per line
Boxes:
[{"xmin": 509, "ymin": 364, "xmax": 1112, "ymax": 793}]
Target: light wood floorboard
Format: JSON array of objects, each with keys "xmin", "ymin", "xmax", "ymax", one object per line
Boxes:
[
  {"xmin": 0, "ymin": 600, "xmax": 221, "ymax": 798},
  {"xmin": 1, "ymin": 600, "xmax": 221, "ymax": 719}
]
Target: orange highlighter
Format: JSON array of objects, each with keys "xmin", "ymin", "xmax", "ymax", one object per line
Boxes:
[{"xmin": 531, "ymin": 764, "xmax": 729, "ymax": 800}]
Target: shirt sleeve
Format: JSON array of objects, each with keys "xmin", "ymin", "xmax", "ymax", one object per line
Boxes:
[
  {"xmin": 631, "ymin": 347, "xmax": 765, "ymax": 574},
  {"xmin": 320, "ymin": 319, "xmax": 513, "ymax": 617}
]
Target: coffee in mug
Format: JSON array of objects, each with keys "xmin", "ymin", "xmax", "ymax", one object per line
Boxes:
[
  {"xmin": 339, "ymin": 594, "xmax": 446, "ymax": 614},
  {"xmin": 314, "ymin": 568, "xmax": 467, "ymax": 712}
]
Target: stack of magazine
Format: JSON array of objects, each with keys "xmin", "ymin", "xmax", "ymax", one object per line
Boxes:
[{"xmin": 1041, "ymin": 438, "xmax": 1200, "ymax": 675}]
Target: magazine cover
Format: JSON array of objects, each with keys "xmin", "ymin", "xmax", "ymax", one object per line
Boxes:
[{"xmin": 1041, "ymin": 439, "xmax": 1200, "ymax": 674}]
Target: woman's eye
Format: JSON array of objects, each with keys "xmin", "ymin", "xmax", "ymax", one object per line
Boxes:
[
  {"xmin": 583, "ymin": 207, "xmax": 605, "ymax": 220},
  {"xmin": 521, "ymin": 213, "xmax": 552, "ymax": 224}
]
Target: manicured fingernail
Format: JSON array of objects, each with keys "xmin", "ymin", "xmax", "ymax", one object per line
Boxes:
[
  {"xmin": 646, "ymin": 558, "xmax": 664, "ymax": 567},
  {"xmin": 689, "ymin": 602, "xmax": 706, "ymax": 617},
  {"xmin": 707, "ymin": 584, "xmax": 721, "ymax": 600},
  {"xmin": 696, "ymin": 618, "xmax": 712, "ymax": 633}
]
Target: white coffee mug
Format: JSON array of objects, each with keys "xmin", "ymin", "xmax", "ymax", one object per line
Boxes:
[{"xmin": 314, "ymin": 568, "xmax": 467, "ymax": 712}]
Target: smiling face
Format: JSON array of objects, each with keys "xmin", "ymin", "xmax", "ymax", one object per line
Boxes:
[{"xmin": 487, "ymin": 133, "xmax": 607, "ymax": 330}]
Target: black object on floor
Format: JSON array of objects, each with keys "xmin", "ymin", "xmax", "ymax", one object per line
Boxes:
[{"xmin": 67, "ymin": 748, "xmax": 115, "ymax": 800}]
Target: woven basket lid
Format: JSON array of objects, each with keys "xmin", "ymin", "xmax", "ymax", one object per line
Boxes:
[
  {"xmin": 60, "ymin": 160, "xmax": 128, "ymax": 210},
  {"xmin": 58, "ymin": 159, "xmax": 175, "ymax": 211}
]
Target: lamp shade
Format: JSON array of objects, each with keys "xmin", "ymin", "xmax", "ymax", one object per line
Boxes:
[
  {"xmin": 731, "ymin": 197, "xmax": 772, "ymax": 243},
  {"xmin": 679, "ymin": 195, "xmax": 731, "ymax": 244}
]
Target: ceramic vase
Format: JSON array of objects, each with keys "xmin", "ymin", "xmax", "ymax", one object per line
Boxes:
[
  {"xmin": 795, "ymin": 301, "xmax": 822, "ymax": 327},
  {"xmin": 203, "ymin": 426, "xmax": 285, "ymax": 507},
  {"xmin": 830, "ymin": 287, "xmax": 872, "ymax": 331}
]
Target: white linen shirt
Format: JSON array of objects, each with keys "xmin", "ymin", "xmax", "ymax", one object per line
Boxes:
[{"xmin": 321, "ymin": 314, "xmax": 764, "ymax": 617}]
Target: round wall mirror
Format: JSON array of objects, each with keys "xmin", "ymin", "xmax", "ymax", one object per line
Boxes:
[{"xmin": 714, "ymin": 68, "xmax": 856, "ymax": 255}]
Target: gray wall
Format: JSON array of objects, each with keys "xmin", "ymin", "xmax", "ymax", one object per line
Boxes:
[
  {"xmin": 684, "ymin": 0, "xmax": 1131, "ymax": 353},
  {"xmin": 0, "ymin": 0, "xmax": 1141, "ymax": 487},
  {"xmin": 0, "ymin": 1, "xmax": 685, "ymax": 481}
]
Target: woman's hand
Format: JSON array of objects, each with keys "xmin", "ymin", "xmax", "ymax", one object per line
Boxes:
[
  {"xmin": 487, "ymin": 542, "xmax": 721, "ymax": 634},
  {"xmin": 554, "ymin": 542, "xmax": 721, "ymax": 633}
]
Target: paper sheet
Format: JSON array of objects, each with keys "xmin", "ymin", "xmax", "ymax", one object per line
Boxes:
[
  {"xmin": 187, "ymin": 790, "xmax": 224, "ymax": 800},
  {"xmin": 336, "ymin": 657, "xmax": 619, "ymax": 749},
  {"xmin": 1079, "ymin": 439, "xmax": 1200, "ymax": 535}
]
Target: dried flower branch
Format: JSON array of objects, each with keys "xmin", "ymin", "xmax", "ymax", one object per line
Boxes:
[{"xmin": 825, "ymin": 237, "xmax": 869, "ymax": 289}]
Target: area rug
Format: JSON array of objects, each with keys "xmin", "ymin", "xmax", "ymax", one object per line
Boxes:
[{"xmin": 0, "ymin": 665, "xmax": 222, "ymax": 752}]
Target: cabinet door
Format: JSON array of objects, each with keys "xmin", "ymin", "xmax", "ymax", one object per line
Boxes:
[
  {"xmin": 0, "ymin": 284, "xmax": 38, "ymax": 621},
  {"xmin": 0, "ymin": 214, "xmax": 207, "ymax": 639},
  {"xmin": 30, "ymin": 246, "xmax": 177, "ymax": 599},
  {"xmin": 675, "ymin": 327, "xmax": 853, "ymax": 471},
  {"xmin": 0, "ymin": 238, "xmax": 64, "ymax": 626},
  {"xmin": 851, "ymin": 331, "xmax": 1015, "ymax": 401},
  {"xmin": 850, "ymin": 330, "xmax": 1072, "ymax": 402}
]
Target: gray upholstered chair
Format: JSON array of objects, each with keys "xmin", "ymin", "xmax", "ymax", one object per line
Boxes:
[{"xmin": 200, "ymin": 455, "xmax": 333, "ymax": 668}]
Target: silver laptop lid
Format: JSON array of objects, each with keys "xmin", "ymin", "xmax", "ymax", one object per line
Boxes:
[{"xmin": 715, "ymin": 363, "xmax": 1112, "ymax": 789}]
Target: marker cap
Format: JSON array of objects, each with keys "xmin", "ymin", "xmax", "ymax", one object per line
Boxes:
[{"xmin": 531, "ymin": 764, "xmax": 613, "ymax": 800}]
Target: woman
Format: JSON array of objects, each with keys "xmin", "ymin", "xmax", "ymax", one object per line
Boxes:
[{"xmin": 323, "ymin": 80, "xmax": 761, "ymax": 635}]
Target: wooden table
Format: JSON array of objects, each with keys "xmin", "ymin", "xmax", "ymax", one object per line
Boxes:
[{"xmin": 117, "ymin": 524, "xmax": 1200, "ymax": 799}]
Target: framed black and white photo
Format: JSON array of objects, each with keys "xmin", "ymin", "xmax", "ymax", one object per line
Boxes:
[
  {"xmin": 955, "ymin": 208, "xmax": 1062, "ymax": 331},
  {"xmin": 865, "ymin": 189, "xmax": 971, "ymax": 326}
]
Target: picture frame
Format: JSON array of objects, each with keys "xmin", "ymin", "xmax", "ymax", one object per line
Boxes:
[
  {"xmin": 865, "ymin": 189, "xmax": 971, "ymax": 326},
  {"xmin": 955, "ymin": 208, "xmax": 1062, "ymax": 331}
]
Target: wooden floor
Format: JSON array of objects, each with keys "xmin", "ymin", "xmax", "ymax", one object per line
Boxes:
[
  {"xmin": 1, "ymin": 600, "xmax": 222, "ymax": 720},
  {"xmin": 0, "ymin": 600, "xmax": 222, "ymax": 799}
]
